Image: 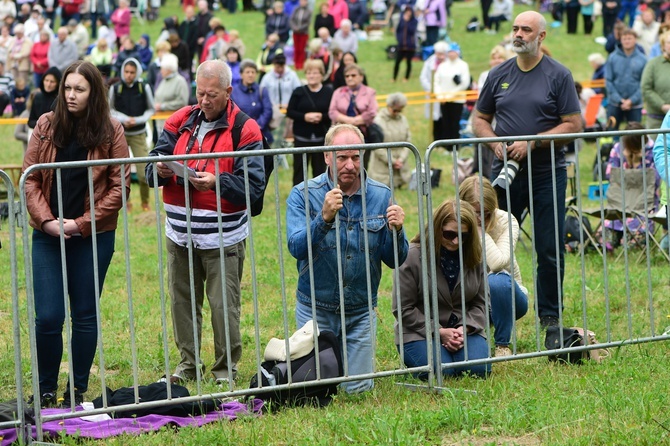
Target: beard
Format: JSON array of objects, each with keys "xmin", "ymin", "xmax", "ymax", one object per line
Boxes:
[{"xmin": 512, "ymin": 36, "xmax": 541, "ymax": 55}]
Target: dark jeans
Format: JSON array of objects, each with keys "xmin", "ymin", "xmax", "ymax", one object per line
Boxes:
[
  {"xmin": 61, "ymin": 12, "xmax": 81, "ymax": 27},
  {"xmin": 481, "ymin": 0, "xmax": 493, "ymax": 28},
  {"xmin": 602, "ymin": 12, "xmax": 618, "ymax": 37},
  {"xmin": 493, "ymin": 166, "xmax": 567, "ymax": 319},
  {"xmin": 393, "ymin": 49, "xmax": 414, "ymax": 81},
  {"xmin": 292, "ymin": 138, "xmax": 327, "ymax": 186},
  {"xmin": 425, "ymin": 26, "xmax": 439, "ymax": 47},
  {"xmin": 607, "ymin": 105, "xmax": 642, "ymax": 131},
  {"xmin": 32, "ymin": 229, "xmax": 116, "ymax": 394},
  {"xmin": 582, "ymin": 14, "xmax": 593, "ymax": 34},
  {"xmin": 399, "ymin": 336, "xmax": 491, "ymax": 379},
  {"xmin": 489, "ymin": 15, "xmax": 507, "ymax": 32},
  {"xmin": 618, "ymin": 0, "xmax": 637, "ymax": 27}
]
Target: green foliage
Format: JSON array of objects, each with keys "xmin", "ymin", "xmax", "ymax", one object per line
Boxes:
[{"xmin": 1, "ymin": 1, "xmax": 669, "ymax": 445}]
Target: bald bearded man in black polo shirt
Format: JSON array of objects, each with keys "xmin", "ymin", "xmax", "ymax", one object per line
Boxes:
[{"xmin": 473, "ymin": 11, "xmax": 582, "ymax": 333}]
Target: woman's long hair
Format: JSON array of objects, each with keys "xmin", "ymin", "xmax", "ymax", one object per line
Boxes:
[
  {"xmin": 459, "ymin": 176, "xmax": 499, "ymax": 234},
  {"xmin": 52, "ymin": 61, "xmax": 114, "ymax": 149},
  {"xmin": 412, "ymin": 199, "xmax": 482, "ymax": 269}
]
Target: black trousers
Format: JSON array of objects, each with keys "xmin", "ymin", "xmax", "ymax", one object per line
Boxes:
[
  {"xmin": 566, "ymin": 7, "xmax": 580, "ymax": 34},
  {"xmin": 292, "ymin": 139, "xmax": 327, "ymax": 186},
  {"xmin": 582, "ymin": 14, "xmax": 593, "ymax": 34},
  {"xmin": 481, "ymin": 0, "xmax": 493, "ymax": 28},
  {"xmin": 439, "ymin": 102, "xmax": 464, "ymax": 148},
  {"xmin": 393, "ymin": 49, "xmax": 415, "ymax": 80}
]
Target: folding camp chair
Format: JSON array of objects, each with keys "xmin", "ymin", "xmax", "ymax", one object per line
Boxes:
[{"xmin": 581, "ymin": 167, "xmax": 668, "ymax": 261}]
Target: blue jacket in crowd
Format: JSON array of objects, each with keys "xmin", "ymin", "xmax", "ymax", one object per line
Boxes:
[
  {"xmin": 231, "ymin": 82, "xmax": 274, "ymax": 143},
  {"xmin": 605, "ymin": 44, "xmax": 647, "ymax": 107}
]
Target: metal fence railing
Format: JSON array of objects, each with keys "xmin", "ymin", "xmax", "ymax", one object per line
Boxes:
[{"xmin": 0, "ymin": 129, "xmax": 669, "ymax": 442}]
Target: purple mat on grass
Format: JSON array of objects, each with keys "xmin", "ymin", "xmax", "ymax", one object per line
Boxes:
[{"xmin": 0, "ymin": 399, "xmax": 264, "ymax": 445}]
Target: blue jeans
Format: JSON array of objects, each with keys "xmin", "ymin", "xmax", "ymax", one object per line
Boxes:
[
  {"xmin": 32, "ymin": 230, "xmax": 115, "ymax": 394},
  {"xmin": 400, "ymin": 336, "xmax": 491, "ymax": 379},
  {"xmin": 296, "ymin": 302, "xmax": 375, "ymax": 393},
  {"xmin": 618, "ymin": 0, "xmax": 637, "ymax": 27},
  {"xmin": 497, "ymin": 168, "xmax": 567, "ymax": 320},
  {"xmin": 488, "ymin": 272, "xmax": 529, "ymax": 346},
  {"xmin": 607, "ymin": 105, "xmax": 642, "ymax": 131}
]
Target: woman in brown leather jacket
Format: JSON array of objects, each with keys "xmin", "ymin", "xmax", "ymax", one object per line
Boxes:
[{"xmin": 23, "ymin": 60, "xmax": 130, "ymax": 408}]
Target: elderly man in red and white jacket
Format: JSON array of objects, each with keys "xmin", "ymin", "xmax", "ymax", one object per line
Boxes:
[{"xmin": 147, "ymin": 59, "xmax": 265, "ymax": 386}]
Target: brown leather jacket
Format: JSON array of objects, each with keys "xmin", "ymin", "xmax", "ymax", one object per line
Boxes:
[{"xmin": 23, "ymin": 112, "xmax": 130, "ymax": 238}]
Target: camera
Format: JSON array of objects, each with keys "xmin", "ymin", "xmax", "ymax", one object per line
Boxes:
[
  {"xmin": 492, "ymin": 160, "xmax": 520, "ymax": 190},
  {"xmin": 453, "ymin": 74, "xmax": 462, "ymax": 85}
]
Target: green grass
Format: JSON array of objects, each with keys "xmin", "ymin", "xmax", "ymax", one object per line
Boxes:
[{"xmin": 1, "ymin": 1, "xmax": 670, "ymax": 445}]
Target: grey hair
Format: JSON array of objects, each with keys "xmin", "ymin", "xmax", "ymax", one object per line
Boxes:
[
  {"xmin": 239, "ymin": 59, "xmax": 258, "ymax": 73},
  {"xmin": 433, "ymin": 41, "xmax": 449, "ymax": 54},
  {"xmin": 588, "ymin": 53, "xmax": 605, "ymax": 66},
  {"xmin": 340, "ymin": 19, "xmax": 352, "ymax": 29},
  {"xmin": 325, "ymin": 123, "xmax": 364, "ymax": 146},
  {"xmin": 386, "ymin": 92, "xmax": 408, "ymax": 108},
  {"xmin": 196, "ymin": 59, "xmax": 232, "ymax": 89},
  {"xmin": 160, "ymin": 53, "xmax": 179, "ymax": 73}
]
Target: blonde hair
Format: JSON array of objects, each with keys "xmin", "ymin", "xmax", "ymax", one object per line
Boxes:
[
  {"xmin": 412, "ymin": 199, "xmax": 482, "ymax": 269},
  {"xmin": 304, "ymin": 58, "xmax": 325, "ymax": 75},
  {"xmin": 459, "ymin": 176, "xmax": 499, "ymax": 233},
  {"xmin": 489, "ymin": 44, "xmax": 511, "ymax": 60}
]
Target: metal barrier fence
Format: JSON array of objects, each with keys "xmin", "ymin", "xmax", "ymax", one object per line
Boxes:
[
  {"xmin": 426, "ymin": 128, "xmax": 670, "ymax": 374},
  {"xmin": 0, "ymin": 170, "xmax": 29, "ymax": 442},
  {"xmin": 1, "ymin": 129, "xmax": 670, "ymax": 442}
]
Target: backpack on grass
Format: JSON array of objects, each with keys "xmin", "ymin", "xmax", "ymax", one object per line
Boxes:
[
  {"xmin": 564, "ymin": 214, "xmax": 594, "ymax": 253},
  {"xmin": 249, "ymin": 330, "xmax": 343, "ymax": 408}
]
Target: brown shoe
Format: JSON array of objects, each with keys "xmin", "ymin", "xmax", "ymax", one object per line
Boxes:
[{"xmin": 494, "ymin": 346, "xmax": 512, "ymax": 357}]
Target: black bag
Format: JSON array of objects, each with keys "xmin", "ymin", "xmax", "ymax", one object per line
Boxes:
[
  {"xmin": 92, "ymin": 382, "xmax": 220, "ymax": 418},
  {"xmin": 564, "ymin": 215, "xmax": 593, "ymax": 253},
  {"xmin": 249, "ymin": 330, "xmax": 343, "ymax": 408},
  {"xmin": 230, "ymin": 109, "xmax": 274, "ymax": 217},
  {"xmin": 545, "ymin": 326, "xmax": 607, "ymax": 364},
  {"xmin": 545, "ymin": 327, "xmax": 586, "ymax": 364}
]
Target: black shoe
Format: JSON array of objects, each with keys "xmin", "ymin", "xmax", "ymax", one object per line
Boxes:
[
  {"xmin": 540, "ymin": 316, "xmax": 560, "ymax": 330},
  {"xmin": 27, "ymin": 392, "xmax": 58, "ymax": 408},
  {"xmin": 61, "ymin": 389, "xmax": 84, "ymax": 408}
]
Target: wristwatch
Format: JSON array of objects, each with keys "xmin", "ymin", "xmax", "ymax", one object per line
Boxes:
[{"xmin": 534, "ymin": 140, "xmax": 542, "ymax": 150}]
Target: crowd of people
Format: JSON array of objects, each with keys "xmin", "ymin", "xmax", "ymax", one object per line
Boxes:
[{"xmin": 11, "ymin": 0, "xmax": 670, "ymax": 408}]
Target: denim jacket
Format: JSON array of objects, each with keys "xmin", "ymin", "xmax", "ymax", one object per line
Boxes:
[{"xmin": 287, "ymin": 171, "xmax": 409, "ymax": 313}]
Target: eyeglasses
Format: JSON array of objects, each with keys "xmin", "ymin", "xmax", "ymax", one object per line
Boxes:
[
  {"xmin": 344, "ymin": 73, "xmax": 359, "ymax": 78},
  {"xmin": 443, "ymin": 230, "xmax": 469, "ymax": 241},
  {"xmin": 390, "ymin": 108, "xmax": 404, "ymax": 113}
]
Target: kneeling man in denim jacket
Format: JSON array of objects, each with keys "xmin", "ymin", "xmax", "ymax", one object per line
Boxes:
[{"xmin": 286, "ymin": 123, "xmax": 409, "ymax": 393}]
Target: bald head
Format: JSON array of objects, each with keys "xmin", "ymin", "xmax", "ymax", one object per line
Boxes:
[
  {"xmin": 512, "ymin": 11, "xmax": 546, "ymax": 57},
  {"xmin": 515, "ymin": 11, "xmax": 546, "ymax": 33}
]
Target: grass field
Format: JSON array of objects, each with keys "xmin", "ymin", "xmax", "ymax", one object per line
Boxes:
[{"xmin": 1, "ymin": 1, "xmax": 670, "ymax": 445}]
